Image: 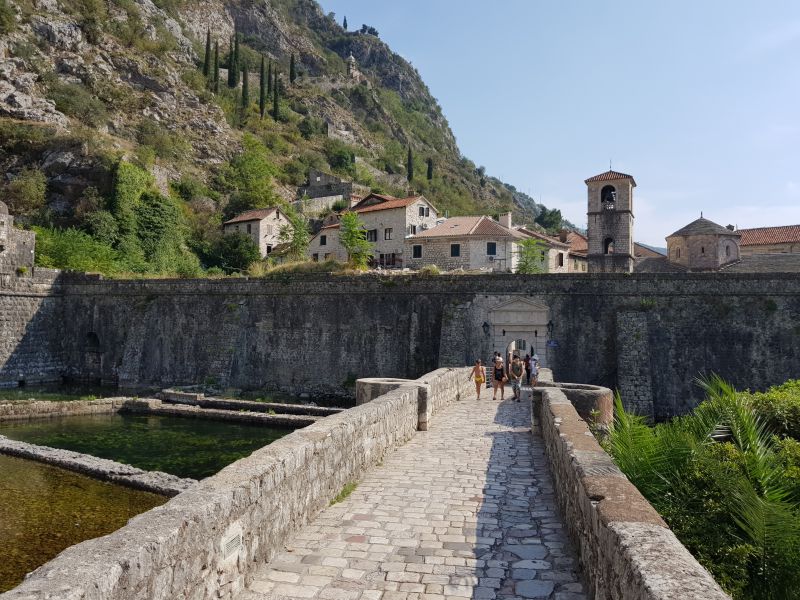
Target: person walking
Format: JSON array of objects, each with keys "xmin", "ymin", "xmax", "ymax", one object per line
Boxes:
[
  {"xmin": 530, "ymin": 353, "xmax": 540, "ymax": 387},
  {"xmin": 469, "ymin": 359, "xmax": 485, "ymax": 400},
  {"xmin": 523, "ymin": 353, "xmax": 531, "ymax": 385},
  {"xmin": 510, "ymin": 354, "xmax": 525, "ymax": 402},
  {"xmin": 492, "ymin": 357, "xmax": 506, "ymax": 401}
]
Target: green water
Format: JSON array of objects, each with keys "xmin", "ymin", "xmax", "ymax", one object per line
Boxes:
[
  {"xmin": 0, "ymin": 413, "xmax": 291, "ymax": 479},
  {"xmin": 0, "ymin": 454, "xmax": 165, "ymax": 592}
]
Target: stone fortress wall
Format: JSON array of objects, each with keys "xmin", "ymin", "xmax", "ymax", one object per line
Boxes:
[{"xmin": 0, "ymin": 271, "xmax": 798, "ymax": 419}]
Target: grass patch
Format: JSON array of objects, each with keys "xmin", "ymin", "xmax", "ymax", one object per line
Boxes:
[{"xmin": 330, "ymin": 482, "xmax": 357, "ymax": 505}]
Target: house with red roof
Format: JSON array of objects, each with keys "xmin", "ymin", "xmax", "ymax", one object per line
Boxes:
[
  {"xmin": 222, "ymin": 207, "xmax": 292, "ymax": 258},
  {"xmin": 738, "ymin": 225, "xmax": 800, "ymax": 255},
  {"xmin": 308, "ymin": 193, "xmax": 439, "ymax": 266}
]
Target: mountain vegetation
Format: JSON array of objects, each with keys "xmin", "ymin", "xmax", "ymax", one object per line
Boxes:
[
  {"xmin": 0, "ymin": 0, "xmax": 572, "ymax": 276},
  {"xmin": 607, "ymin": 377, "xmax": 800, "ymax": 599}
]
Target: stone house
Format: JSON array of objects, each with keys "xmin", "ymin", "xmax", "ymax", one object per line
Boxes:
[
  {"xmin": 308, "ymin": 194, "xmax": 439, "ymax": 267},
  {"xmin": 665, "ymin": 217, "xmax": 741, "ymax": 270},
  {"xmin": 0, "ymin": 201, "xmax": 35, "ymax": 274},
  {"xmin": 223, "ymin": 208, "xmax": 291, "ymax": 258},
  {"xmin": 404, "ymin": 215, "xmax": 527, "ymax": 272},
  {"xmin": 738, "ymin": 225, "xmax": 800, "ymax": 255},
  {"xmin": 515, "ymin": 226, "xmax": 573, "ymax": 273}
]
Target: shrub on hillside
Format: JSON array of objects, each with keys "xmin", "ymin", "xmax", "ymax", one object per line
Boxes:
[
  {"xmin": 208, "ymin": 232, "xmax": 261, "ymax": 274},
  {"xmin": 34, "ymin": 226, "xmax": 121, "ymax": 273},
  {"xmin": 0, "ymin": 0, "xmax": 15, "ymax": 35},
  {"xmin": 6, "ymin": 167, "xmax": 46, "ymax": 216},
  {"xmin": 47, "ymin": 81, "xmax": 107, "ymax": 127},
  {"xmin": 84, "ymin": 210, "xmax": 119, "ymax": 246},
  {"xmin": 137, "ymin": 119, "xmax": 191, "ymax": 161}
]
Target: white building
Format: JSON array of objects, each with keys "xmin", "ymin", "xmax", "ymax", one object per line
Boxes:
[
  {"xmin": 308, "ymin": 193, "xmax": 439, "ymax": 267},
  {"xmin": 223, "ymin": 208, "xmax": 292, "ymax": 258}
]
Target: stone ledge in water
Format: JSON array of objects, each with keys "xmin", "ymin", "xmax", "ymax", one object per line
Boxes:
[{"xmin": 0, "ymin": 435, "xmax": 196, "ymax": 496}]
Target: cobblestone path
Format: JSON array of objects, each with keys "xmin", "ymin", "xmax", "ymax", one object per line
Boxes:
[{"xmin": 243, "ymin": 395, "xmax": 586, "ymax": 600}]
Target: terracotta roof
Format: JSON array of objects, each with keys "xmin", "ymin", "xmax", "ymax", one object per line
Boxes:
[
  {"xmin": 668, "ymin": 217, "xmax": 740, "ymax": 238},
  {"xmin": 412, "ymin": 216, "xmax": 526, "ymax": 239},
  {"xmin": 738, "ymin": 225, "xmax": 800, "ymax": 246},
  {"xmin": 584, "ymin": 170, "xmax": 637, "ymax": 186},
  {"xmin": 566, "ymin": 231, "xmax": 588, "ymax": 254},
  {"xmin": 720, "ymin": 253, "xmax": 800, "ymax": 273},
  {"xmin": 634, "ymin": 243, "xmax": 665, "ymax": 258},
  {"xmin": 516, "ymin": 227, "xmax": 570, "ymax": 248},
  {"xmin": 352, "ymin": 195, "xmax": 424, "ymax": 214},
  {"xmin": 224, "ymin": 208, "xmax": 278, "ymax": 225}
]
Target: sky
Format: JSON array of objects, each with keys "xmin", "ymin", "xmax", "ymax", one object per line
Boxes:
[{"xmin": 317, "ymin": 0, "xmax": 800, "ymax": 245}]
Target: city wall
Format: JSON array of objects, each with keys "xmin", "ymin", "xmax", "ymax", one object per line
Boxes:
[{"xmin": 1, "ymin": 271, "xmax": 799, "ymax": 418}]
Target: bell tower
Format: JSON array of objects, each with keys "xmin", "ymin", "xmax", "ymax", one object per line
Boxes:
[{"xmin": 585, "ymin": 170, "xmax": 636, "ymax": 273}]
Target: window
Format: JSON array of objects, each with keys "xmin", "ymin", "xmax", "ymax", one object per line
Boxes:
[
  {"xmin": 384, "ymin": 228, "xmax": 393, "ymax": 240},
  {"xmin": 450, "ymin": 243, "xmax": 461, "ymax": 257},
  {"xmin": 235, "ymin": 225, "xmax": 239, "ymax": 231},
  {"xmin": 487, "ymin": 242, "xmax": 497, "ymax": 256},
  {"xmin": 677, "ymin": 247, "xmax": 681, "ymax": 258},
  {"xmin": 603, "ymin": 237, "xmax": 615, "ymax": 254},
  {"xmin": 425, "ymin": 207, "xmax": 430, "ymax": 217},
  {"xmin": 701, "ymin": 246, "xmax": 705, "ymax": 254},
  {"xmin": 558, "ymin": 253, "xmax": 564, "ymax": 267},
  {"xmin": 247, "ymin": 223, "xmax": 252, "ymax": 234},
  {"xmin": 412, "ymin": 245, "xmax": 422, "ymax": 259},
  {"xmin": 265, "ymin": 224, "xmax": 273, "ymax": 235},
  {"xmin": 410, "ymin": 225, "xmax": 417, "ymax": 235},
  {"xmin": 379, "ymin": 253, "xmax": 397, "ymax": 267},
  {"xmin": 320, "ymin": 235, "xmax": 327, "ymax": 246},
  {"xmin": 266, "ymin": 244, "xmax": 273, "ymax": 254},
  {"xmin": 366, "ymin": 229, "xmax": 378, "ymax": 242},
  {"xmin": 419, "ymin": 206, "xmax": 425, "ymax": 217},
  {"xmin": 312, "ymin": 253, "xmax": 319, "ymax": 262},
  {"xmin": 726, "ymin": 245, "xmax": 731, "ymax": 257},
  {"xmin": 324, "ymin": 253, "xmax": 331, "ymax": 259}
]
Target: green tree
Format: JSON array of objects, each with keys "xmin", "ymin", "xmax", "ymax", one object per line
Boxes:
[
  {"xmin": 278, "ymin": 211, "xmax": 310, "ymax": 261},
  {"xmin": 272, "ymin": 70, "xmax": 279, "ymax": 120},
  {"xmin": 6, "ymin": 167, "xmax": 46, "ymax": 216},
  {"xmin": 33, "ymin": 226, "xmax": 120, "ymax": 273},
  {"xmin": 343, "ymin": 15, "xmax": 347, "ymax": 30},
  {"xmin": 406, "ymin": 147, "xmax": 414, "ymax": 182},
  {"xmin": 515, "ymin": 238, "xmax": 548, "ymax": 274},
  {"xmin": 535, "ymin": 207, "xmax": 563, "ymax": 232},
  {"xmin": 213, "ymin": 40, "xmax": 220, "ymax": 93},
  {"xmin": 226, "ymin": 37, "xmax": 235, "ymax": 88},
  {"xmin": 202, "ymin": 28, "xmax": 211, "ymax": 77},
  {"xmin": 211, "ymin": 232, "xmax": 261, "ymax": 273},
  {"xmin": 84, "ymin": 210, "xmax": 120, "ymax": 246},
  {"xmin": 219, "ymin": 135, "xmax": 277, "ymax": 218},
  {"xmin": 232, "ymin": 33, "xmax": 240, "ymax": 86},
  {"xmin": 426, "ymin": 157, "xmax": 433, "ymax": 180},
  {"xmin": 339, "ymin": 211, "xmax": 373, "ymax": 270},
  {"xmin": 241, "ymin": 60, "xmax": 249, "ymax": 109},
  {"xmin": 289, "ymin": 53, "xmax": 297, "ymax": 84},
  {"xmin": 267, "ymin": 61, "xmax": 272, "ymax": 96},
  {"xmin": 259, "ymin": 55, "xmax": 266, "ymax": 118}
]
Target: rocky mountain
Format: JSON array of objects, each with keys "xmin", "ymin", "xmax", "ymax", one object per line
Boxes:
[{"xmin": 0, "ymin": 0, "xmax": 569, "ymax": 275}]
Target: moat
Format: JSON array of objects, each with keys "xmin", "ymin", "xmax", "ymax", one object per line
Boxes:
[
  {"xmin": 0, "ymin": 454, "xmax": 165, "ymax": 592},
  {"xmin": 0, "ymin": 413, "xmax": 292, "ymax": 479}
]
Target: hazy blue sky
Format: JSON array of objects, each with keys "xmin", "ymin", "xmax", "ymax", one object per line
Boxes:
[{"xmin": 318, "ymin": 0, "xmax": 800, "ymax": 245}]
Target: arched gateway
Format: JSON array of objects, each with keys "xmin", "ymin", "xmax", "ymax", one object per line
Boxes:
[{"xmin": 488, "ymin": 298, "xmax": 551, "ymax": 368}]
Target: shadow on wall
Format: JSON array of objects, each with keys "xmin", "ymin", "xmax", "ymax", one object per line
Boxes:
[{"xmin": 0, "ymin": 270, "xmax": 68, "ymax": 388}]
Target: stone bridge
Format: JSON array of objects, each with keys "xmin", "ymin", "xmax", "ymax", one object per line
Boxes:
[{"xmin": 2, "ymin": 369, "xmax": 729, "ymax": 600}]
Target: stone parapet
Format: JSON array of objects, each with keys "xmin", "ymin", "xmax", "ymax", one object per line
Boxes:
[
  {"xmin": 537, "ymin": 386, "xmax": 729, "ymax": 599},
  {"xmin": 1, "ymin": 367, "xmax": 467, "ymax": 599},
  {"xmin": 0, "ymin": 397, "xmax": 127, "ymax": 421}
]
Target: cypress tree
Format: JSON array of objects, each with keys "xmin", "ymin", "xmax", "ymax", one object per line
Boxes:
[
  {"xmin": 227, "ymin": 37, "xmax": 235, "ymax": 88},
  {"xmin": 202, "ymin": 28, "xmax": 211, "ymax": 77},
  {"xmin": 213, "ymin": 40, "xmax": 220, "ymax": 93},
  {"xmin": 259, "ymin": 56, "xmax": 266, "ymax": 118},
  {"xmin": 233, "ymin": 33, "xmax": 240, "ymax": 87},
  {"xmin": 289, "ymin": 53, "xmax": 297, "ymax": 84},
  {"xmin": 272, "ymin": 71, "xmax": 279, "ymax": 120},
  {"xmin": 343, "ymin": 15, "xmax": 347, "ymax": 30},
  {"xmin": 426, "ymin": 157, "xmax": 434, "ymax": 180},
  {"xmin": 241, "ymin": 60, "xmax": 249, "ymax": 109},
  {"xmin": 267, "ymin": 61, "xmax": 272, "ymax": 96},
  {"xmin": 406, "ymin": 147, "xmax": 414, "ymax": 182}
]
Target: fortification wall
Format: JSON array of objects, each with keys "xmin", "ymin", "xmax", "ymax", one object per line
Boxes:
[{"xmin": 1, "ymin": 273, "xmax": 798, "ymax": 418}]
